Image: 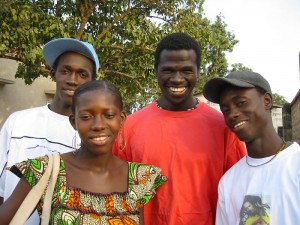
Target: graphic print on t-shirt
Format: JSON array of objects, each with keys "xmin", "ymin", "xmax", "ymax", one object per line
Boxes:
[{"xmin": 239, "ymin": 195, "xmax": 270, "ymax": 225}]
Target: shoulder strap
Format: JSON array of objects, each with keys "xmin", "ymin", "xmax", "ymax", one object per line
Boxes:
[
  {"xmin": 41, "ymin": 154, "xmax": 60, "ymax": 225},
  {"xmin": 9, "ymin": 154, "xmax": 54, "ymax": 225}
]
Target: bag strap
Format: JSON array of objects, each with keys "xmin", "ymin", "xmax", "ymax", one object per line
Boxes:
[
  {"xmin": 10, "ymin": 154, "xmax": 54, "ymax": 225},
  {"xmin": 41, "ymin": 154, "xmax": 60, "ymax": 225}
]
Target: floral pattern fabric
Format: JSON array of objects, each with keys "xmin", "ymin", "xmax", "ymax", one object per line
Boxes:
[{"xmin": 13, "ymin": 155, "xmax": 167, "ymax": 225}]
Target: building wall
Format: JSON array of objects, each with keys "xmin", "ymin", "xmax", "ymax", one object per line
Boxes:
[
  {"xmin": 291, "ymin": 90, "xmax": 300, "ymax": 141},
  {"xmin": 0, "ymin": 58, "xmax": 55, "ymax": 128}
]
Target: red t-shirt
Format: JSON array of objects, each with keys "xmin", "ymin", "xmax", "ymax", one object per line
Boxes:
[{"xmin": 113, "ymin": 101, "xmax": 246, "ymax": 225}]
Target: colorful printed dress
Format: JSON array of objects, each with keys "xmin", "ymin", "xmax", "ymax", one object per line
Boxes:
[{"xmin": 10, "ymin": 155, "xmax": 167, "ymax": 224}]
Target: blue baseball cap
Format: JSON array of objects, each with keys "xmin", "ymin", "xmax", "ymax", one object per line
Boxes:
[{"xmin": 43, "ymin": 38, "xmax": 100, "ymax": 72}]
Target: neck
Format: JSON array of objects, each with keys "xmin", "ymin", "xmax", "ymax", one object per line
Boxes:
[
  {"xmin": 73, "ymin": 149, "xmax": 124, "ymax": 173},
  {"xmin": 49, "ymin": 98, "xmax": 72, "ymax": 116},
  {"xmin": 156, "ymin": 96, "xmax": 199, "ymax": 111},
  {"xmin": 246, "ymin": 134, "xmax": 284, "ymax": 158}
]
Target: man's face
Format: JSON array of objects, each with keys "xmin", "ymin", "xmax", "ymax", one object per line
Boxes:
[
  {"xmin": 219, "ymin": 87, "xmax": 271, "ymax": 143},
  {"xmin": 51, "ymin": 52, "xmax": 94, "ymax": 107},
  {"xmin": 155, "ymin": 49, "xmax": 198, "ymax": 110}
]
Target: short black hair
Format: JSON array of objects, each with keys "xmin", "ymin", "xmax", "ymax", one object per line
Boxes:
[
  {"xmin": 154, "ymin": 32, "xmax": 201, "ymax": 72},
  {"xmin": 52, "ymin": 52, "xmax": 97, "ymax": 80},
  {"xmin": 71, "ymin": 80, "xmax": 123, "ymax": 114}
]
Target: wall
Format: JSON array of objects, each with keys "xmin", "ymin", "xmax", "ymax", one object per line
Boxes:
[
  {"xmin": 0, "ymin": 58, "xmax": 55, "ymax": 128},
  {"xmin": 291, "ymin": 90, "xmax": 300, "ymax": 141}
]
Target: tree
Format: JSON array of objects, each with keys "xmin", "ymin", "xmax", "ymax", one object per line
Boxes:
[
  {"xmin": 230, "ymin": 63, "xmax": 252, "ymax": 72},
  {"xmin": 0, "ymin": 0, "xmax": 238, "ymax": 113},
  {"xmin": 272, "ymin": 93, "xmax": 288, "ymax": 106}
]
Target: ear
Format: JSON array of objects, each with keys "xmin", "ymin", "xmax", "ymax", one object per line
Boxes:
[
  {"xmin": 120, "ymin": 111, "xmax": 127, "ymax": 128},
  {"xmin": 69, "ymin": 115, "xmax": 76, "ymax": 130},
  {"xmin": 50, "ymin": 69, "xmax": 56, "ymax": 82},
  {"xmin": 264, "ymin": 92, "xmax": 273, "ymax": 110}
]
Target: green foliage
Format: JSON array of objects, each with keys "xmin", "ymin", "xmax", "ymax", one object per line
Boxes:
[
  {"xmin": 272, "ymin": 93, "xmax": 288, "ymax": 106},
  {"xmin": 230, "ymin": 63, "xmax": 252, "ymax": 72},
  {"xmin": 0, "ymin": 0, "xmax": 239, "ymax": 113}
]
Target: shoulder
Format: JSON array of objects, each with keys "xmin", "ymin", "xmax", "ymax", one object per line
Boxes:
[
  {"xmin": 127, "ymin": 162, "xmax": 167, "ymax": 204},
  {"xmin": 10, "ymin": 155, "xmax": 52, "ymax": 184},
  {"xmin": 128, "ymin": 103, "xmax": 154, "ymax": 119},
  {"xmin": 3, "ymin": 106, "xmax": 47, "ymax": 126},
  {"xmin": 123, "ymin": 103, "xmax": 155, "ymax": 128},
  {"xmin": 220, "ymin": 157, "xmax": 246, "ymax": 185},
  {"xmin": 198, "ymin": 102, "xmax": 224, "ymax": 120}
]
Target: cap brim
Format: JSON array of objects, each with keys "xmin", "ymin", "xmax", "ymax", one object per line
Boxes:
[
  {"xmin": 203, "ymin": 77, "xmax": 255, "ymax": 103},
  {"xmin": 43, "ymin": 38, "xmax": 99, "ymax": 71}
]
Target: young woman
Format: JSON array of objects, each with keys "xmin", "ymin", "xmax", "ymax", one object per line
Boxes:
[{"xmin": 0, "ymin": 80, "xmax": 167, "ymax": 225}]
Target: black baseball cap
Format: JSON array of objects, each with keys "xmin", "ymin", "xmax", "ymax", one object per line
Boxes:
[{"xmin": 203, "ymin": 71, "xmax": 272, "ymax": 103}]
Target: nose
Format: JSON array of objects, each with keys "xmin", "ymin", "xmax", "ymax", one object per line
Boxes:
[
  {"xmin": 66, "ymin": 72, "xmax": 79, "ymax": 86},
  {"xmin": 170, "ymin": 71, "xmax": 184, "ymax": 83},
  {"xmin": 92, "ymin": 116, "xmax": 106, "ymax": 130},
  {"xmin": 227, "ymin": 106, "xmax": 241, "ymax": 121}
]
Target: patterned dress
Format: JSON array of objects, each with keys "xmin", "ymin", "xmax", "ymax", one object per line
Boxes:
[{"xmin": 11, "ymin": 155, "xmax": 167, "ymax": 225}]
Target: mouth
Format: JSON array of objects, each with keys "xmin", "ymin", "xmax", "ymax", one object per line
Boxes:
[
  {"xmin": 63, "ymin": 89, "xmax": 75, "ymax": 96},
  {"xmin": 168, "ymin": 87, "xmax": 187, "ymax": 96},
  {"xmin": 90, "ymin": 136, "xmax": 110, "ymax": 145},
  {"xmin": 232, "ymin": 121, "xmax": 246, "ymax": 131}
]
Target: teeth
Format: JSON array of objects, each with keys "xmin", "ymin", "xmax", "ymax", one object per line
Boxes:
[
  {"xmin": 169, "ymin": 87, "xmax": 186, "ymax": 93},
  {"xmin": 93, "ymin": 137, "xmax": 107, "ymax": 141},
  {"xmin": 234, "ymin": 121, "xmax": 246, "ymax": 128}
]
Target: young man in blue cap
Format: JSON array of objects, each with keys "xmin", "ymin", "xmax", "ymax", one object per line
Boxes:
[
  {"xmin": 203, "ymin": 70, "xmax": 300, "ymax": 225},
  {"xmin": 0, "ymin": 38, "xmax": 99, "ymax": 224}
]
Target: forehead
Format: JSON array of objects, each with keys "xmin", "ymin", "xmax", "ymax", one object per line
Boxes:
[
  {"xmin": 158, "ymin": 49, "xmax": 197, "ymax": 66},
  {"xmin": 220, "ymin": 87, "xmax": 259, "ymax": 103},
  {"xmin": 57, "ymin": 52, "xmax": 94, "ymax": 70},
  {"xmin": 76, "ymin": 89, "xmax": 120, "ymax": 108}
]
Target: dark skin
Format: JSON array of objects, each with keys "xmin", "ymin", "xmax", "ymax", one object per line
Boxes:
[
  {"xmin": 0, "ymin": 52, "xmax": 94, "ymax": 205},
  {"xmin": 155, "ymin": 49, "xmax": 199, "ymax": 111},
  {"xmin": 49, "ymin": 52, "xmax": 94, "ymax": 116},
  {"xmin": 0, "ymin": 89, "xmax": 145, "ymax": 224},
  {"xmin": 219, "ymin": 87, "xmax": 283, "ymax": 158}
]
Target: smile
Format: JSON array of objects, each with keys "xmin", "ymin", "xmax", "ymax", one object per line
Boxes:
[
  {"xmin": 169, "ymin": 87, "xmax": 187, "ymax": 94},
  {"xmin": 92, "ymin": 136, "xmax": 108, "ymax": 141},
  {"xmin": 233, "ymin": 121, "xmax": 246, "ymax": 129}
]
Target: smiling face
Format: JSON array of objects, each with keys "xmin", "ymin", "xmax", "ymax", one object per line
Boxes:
[
  {"xmin": 156, "ymin": 49, "xmax": 198, "ymax": 110},
  {"xmin": 70, "ymin": 89, "xmax": 126, "ymax": 156},
  {"xmin": 51, "ymin": 52, "xmax": 94, "ymax": 108},
  {"xmin": 219, "ymin": 87, "xmax": 272, "ymax": 143}
]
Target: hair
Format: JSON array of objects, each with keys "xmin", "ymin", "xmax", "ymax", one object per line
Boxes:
[
  {"xmin": 71, "ymin": 80, "xmax": 123, "ymax": 114},
  {"xmin": 52, "ymin": 52, "xmax": 97, "ymax": 80},
  {"xmin": 154, "ymin": 32, "xmax": 201, "ymax": 72}
]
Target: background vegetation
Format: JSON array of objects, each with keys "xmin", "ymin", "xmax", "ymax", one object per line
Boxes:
[{"xmin": 0, "ymin": 0, "xmax": 287, "ymax": 112}]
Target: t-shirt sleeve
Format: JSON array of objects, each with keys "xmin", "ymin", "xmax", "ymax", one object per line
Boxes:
[
  {"xmin": 128, "ymin": 162, "xmax": 167, "ymax": 206},
  {"xmin": 0, "ymin": 116, "xmax": 13, "ymax": 197},
  {"xmin": 9, "ymin": 155, "xmax": 49, "ymax": 187}
]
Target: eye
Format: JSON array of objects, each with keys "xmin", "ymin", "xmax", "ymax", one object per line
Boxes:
[
  {"xmin": 220, "ymin": 107, "xmax": 229, "ymax": 115},
  {"xmin": 61, "ymin": 69, "xmax": 69, "ymax": 74},
  {"xmin": 79, "ymin": 114, "xmax": 92, "ymax": 120},
  {"xmin": 105, "ymin": 114, "xmax": 115, "ymax": 119},
  {"xmin": 237, "ymin": 100, "xmax": 246, "ymax": 107},
  {"xmin": 183, "ymin": 69, "xmax": 194, "ymax": 74},
  {"xmin": 79, "ymin": 72, "xmax": 89, "ymax": 79}
]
